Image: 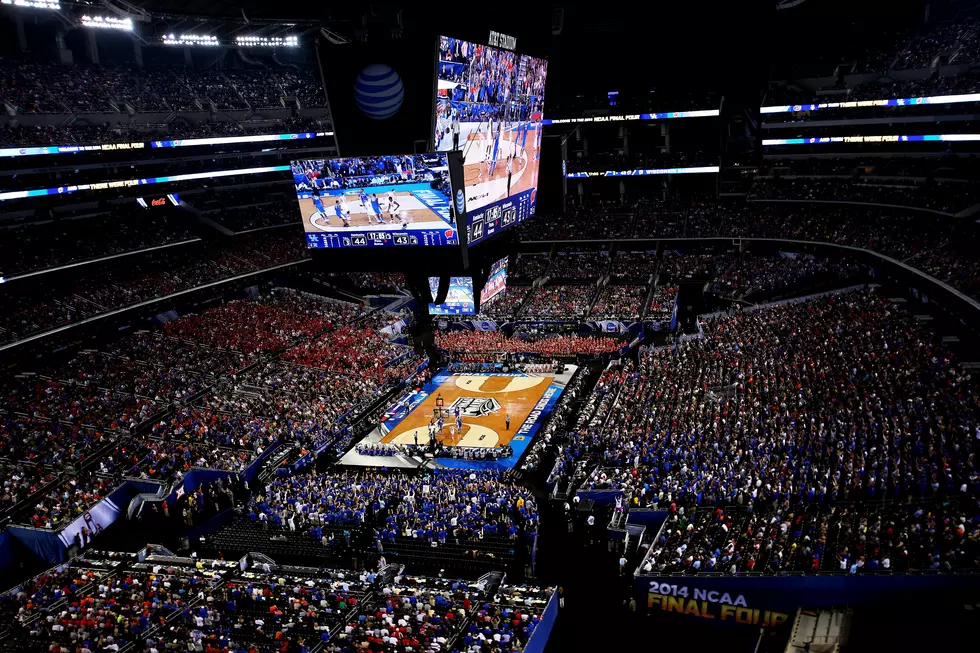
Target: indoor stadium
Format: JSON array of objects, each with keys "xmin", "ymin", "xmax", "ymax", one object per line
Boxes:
[{"xmin": 0, "ymin": 1, "xmax": 977, "ymax": 652}]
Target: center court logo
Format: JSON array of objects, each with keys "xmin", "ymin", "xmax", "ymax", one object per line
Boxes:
[
  {"xmin": 456, "ymin": 189, "xmax": 465, "ymax": 213},
  {"xmin": 449, "ymin": 397, "xmax": 501, "ymax": 418}
]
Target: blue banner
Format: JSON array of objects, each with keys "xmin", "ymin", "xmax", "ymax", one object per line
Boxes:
[
  {"xmin": 523, "ymin": 591, "xmax": 559, "ymax": 653},
  {"xmin": 470, "ymin": 320, "xmax": 498, "ymax": 331}
]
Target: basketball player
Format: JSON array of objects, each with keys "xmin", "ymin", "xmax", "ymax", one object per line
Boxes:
[
  {"xmin": 455, "ymin": 414, "xmax": 462, "ymax": 433},
  {"xmin": 437, "ymin": 414, "xmax": 445, "ymax": 433},
  {"xmin": 479, "ymin": 139, "xmax": 493, "ymax": 182},
  {"xmin": 358, "ymin": 189, "xmax": 369, "ymax": 208},
  {"xmin": 489, "ymin": 124, "xmax": 501, "ymax": 177},
  {"xmin": 369, "ymin": 194, "xmax": 386, "ymax": 224},
  {"xmin": 520, "ymin": 119, "xmax": 529, "ymax": 161},
  {"xmin": 386, "ymin": 191, "xmax": 402, "ymax": 223},
  {"xmin": 333, "ymin": 199, "xmax": 351, "ymax": 227},
  {"xmin": 311, "ymin": 191, "xmax": 327, "ymax": 221}
]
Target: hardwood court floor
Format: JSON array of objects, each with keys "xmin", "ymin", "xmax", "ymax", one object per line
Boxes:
[
  {"xmin": 461, "ymin": 130, "xmax": 541, "ymax": 198},
  {"xmin": 383, "ymin": 374, "xmax": 554, "ymax": 449},
  {"xmin": 300, "ymin": 190, "xmax": 444, "ymax": 230}
]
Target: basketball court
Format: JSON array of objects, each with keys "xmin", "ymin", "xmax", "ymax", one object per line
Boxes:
[
  {"xmin": 434, "ymin": 122, "xmax": 542, "ymax": 213},
  {"xmin": 340, "ymin": 365, "xmax": 574, "ymax": 471},
  {"xmin": 301, "ymin": 184, "xmax": 456, "ymax": 233}
]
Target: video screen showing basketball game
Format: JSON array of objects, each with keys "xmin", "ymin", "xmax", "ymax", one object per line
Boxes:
[
  {"xmin": 481, "ymin": 256, "xmax": 508, "ymax": 305},
  {"xmin": 433, "ymin": 36, "xmax": 547, "ymax": 245},
  {"xmin": 294, "ymin": 153, "xmax": 459, "ymax": 249},
  {"xmin": 428, "ymin": 276, "xmax": 476, "ymax": 315}
]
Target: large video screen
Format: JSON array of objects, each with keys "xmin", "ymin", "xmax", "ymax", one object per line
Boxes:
[
  {"xmin": 295, "ymin": 153, "xmax": 459, "ymax": 249},
  {"xmin": 428, "ymin": 276, "xmax": 476, "ymax": 315},
  {"xmin": 433, "ymin": 36, "xmax": 547, "ymax": 245},
  {"xmin": 481, "ymin": 256, "xmax": 508, "ymax": 305}
]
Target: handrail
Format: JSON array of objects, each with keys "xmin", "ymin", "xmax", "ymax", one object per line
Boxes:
[
  {"xmin": 520, "ymin": 235, "xmax": 980, "ymax": 314},
  {"xmin": 0, "ymin": 258, "xmax": 311, "ymax": 353},
  {"xmin": 1, "ymin": 238, "xmax": 202, "ymax": 284}
]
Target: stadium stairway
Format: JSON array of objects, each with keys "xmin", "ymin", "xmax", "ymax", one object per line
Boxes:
[{"xmin": 785, "ymin": 607, "xmax": 853, "ymax": 653}]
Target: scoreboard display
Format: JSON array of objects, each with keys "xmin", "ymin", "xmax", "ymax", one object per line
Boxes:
[
  {"xmin": 294, "ymin": 153, "xmax": 462, "ymax": 249},
  {"xmin": 432, "ymin": 35, "xmax": 547, "ymax": 247},
  {"xmin": 481, "ymin": 256, "xmax": 509, "ymax": 305},
  {"xmin": 428, "ymin": 276, "xmax": 476, "ymax": 315}
]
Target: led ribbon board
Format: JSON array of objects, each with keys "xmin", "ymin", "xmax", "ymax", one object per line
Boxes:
[
  {"xmin": 762, "ymin": 134, "xmax": 980, "ymax": 146},
  {"xmin": 544, "ymin": 110, "xmax": 719, "ymax": 125},
  {"xmin": 0, "ymin": 165, "xmax": 290, "ymax": 201},
  {"xmin": 0, "ymin": 132, "xmax": 333, "ymax": 159},
  {"xmin": 150, "ymin": 132, "xmax": 331, "ymax": 148},
  {"xmin": 565, "ymin": 165, "xmax": 720, "ymax": 178},
  {"xmin": 761, "ymin": 93, "xmax": 980, "ymax": 114}
]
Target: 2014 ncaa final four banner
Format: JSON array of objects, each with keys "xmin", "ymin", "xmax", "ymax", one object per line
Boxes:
[{"xmin": 634, "ymin": 572, "xmax": 980, "ymax": 627}]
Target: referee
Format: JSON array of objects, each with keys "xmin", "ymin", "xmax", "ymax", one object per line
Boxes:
[{"xmin": 506, "ymin": 155, "xmax": 513, "ymax": 197}]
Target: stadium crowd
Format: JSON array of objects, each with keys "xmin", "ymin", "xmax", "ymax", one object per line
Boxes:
[
  {"xmin": 215, "ymin": 361, "xmax": 384, "ymax": 426},
  {"xmin": 0, "ymin": 212, "xmax": 196, "ymax": 279},
  {"xmin": 0, "ymin": 59, "xmax": 327, "ymax": 114},
  {"xmin": 333, "ymin": 271, "xmax": 408, "ymax": 293},
  {"xmin": 481, "ymin": 288, "xmax": 531, "ymax": 320},
  {"xmin": 248, "ymin": 468, "xmax": 539, "ymax": 548},
  {"xmin": 646, "ymin": 286, "xmax": 678, "ymax": 322},
  {"xmin": 163, "ymin": 290, "xmax": 358, "ymax": 355},
  {"xmin": 644, "ymin": 501, "xmax": 979, "ymax": 574},
  {"xmin": 523, "ymin": 206, "xmax": 634, "ymax": 241},
  {"xmin": 436, "ymin": 330, "xmax": 623, "ymax": 356},
  {"xmin": 590, "ymin": 285, "xmax": 647, "ymax": 320},
  {"xmin": 520, "ymin": 200, "xmax": 980, "ymax": 305},
  {"xmin": 0, "ymin": 289, "xmax": 419, "ymax": 538},
  {"xmin": 509, "ymin": 254, "xmax": 552, "ymax": 283},
  {"xmin": 582, "ymin": 290, "xmax": 979, "ymax": 511},
  {"xmin": 609, "ymin": 251, "xmax": 658, "ymax": 280},
  {"xmin": 521, "ymin": 285, "xmax": 597, "ymax": 319},
  {"xmin": 661, "ymin": 251, "xmax": 731, "ymax": 281},
  {"xmin": 207, "ymin": 202, "xmax": 301, "ymax": 233},
  {"xmin": 750, "ymin": 177, "xmax": 980, "ymax": 214},
  {"xmin": 281, "ymin": 326, "xmax": 416, "ymax": 384},
  {"xmin": 548, "ymin": 251, "xmax": 610, "ymax": 280},
  {"xmin": 0, "ymin": 233, "xmax": 309, "ymax": 346},
  {"xmin": 712, "ymin": 253, "xmax": 861, "ymax": 299}
]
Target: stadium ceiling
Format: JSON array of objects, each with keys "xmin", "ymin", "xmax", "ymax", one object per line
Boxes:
[
  {"xmin": 130, "ymin": 0, "xmax": 346, "ymax": 24},
  {"xmin": 776, "ymin": 0, "xmax": 810, "ymax": 8}
]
